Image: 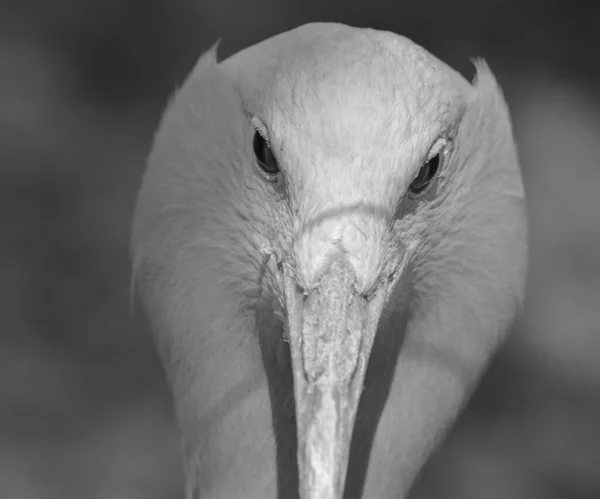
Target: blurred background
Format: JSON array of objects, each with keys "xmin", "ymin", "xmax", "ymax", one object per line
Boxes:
[{"xmin": 1, "ymin": 1, "xmax": 599, "ymax": 498}]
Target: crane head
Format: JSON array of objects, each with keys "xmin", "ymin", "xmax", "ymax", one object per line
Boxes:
[{"xmin": 133, "ymin": 22, "xmax": 527, "ymax": 499}]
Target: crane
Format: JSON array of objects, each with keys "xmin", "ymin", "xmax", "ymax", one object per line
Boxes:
[{"xmin": 131, "ymin": 22, "xmax": 528, "ymax": 499}]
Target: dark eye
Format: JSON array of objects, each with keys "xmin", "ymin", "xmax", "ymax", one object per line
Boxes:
[
  {"xmin": 408, "ymin": 153, "xmax": 440, "ymax": 196},
  {"xmin": 253, "ymin": 131, "xmax": 280, "ymax": 179}
]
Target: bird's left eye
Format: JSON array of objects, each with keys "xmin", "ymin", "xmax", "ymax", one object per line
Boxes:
[
  {"xmin": 408, "ymin": 153, "xmax": 440, "ymax": 196},
  {"xmin": 253, "ymin": 131, "xmax": 280, "ymax": 180}
]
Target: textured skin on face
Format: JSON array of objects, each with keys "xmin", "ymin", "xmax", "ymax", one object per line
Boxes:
[
  {"xmin": 221, "ymin": 24, "xmax": 473, "ymax": 294},
  {"xmin": 222, "ymin": 23, "xmax": 470, "ymax": 215}
]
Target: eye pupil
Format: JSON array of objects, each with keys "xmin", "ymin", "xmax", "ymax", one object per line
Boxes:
[
  {"xmin": 409, "ymin": 153, "xmax": 440, "ymax": 195},
  {"xmin": 253, "ymin": 131, "xmax": 280, "ymax": 177}
]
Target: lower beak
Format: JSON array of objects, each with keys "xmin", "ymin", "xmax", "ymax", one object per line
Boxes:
[{"xmin": 282, "ymin": 255, "xmax": 388, "ymax": 499}]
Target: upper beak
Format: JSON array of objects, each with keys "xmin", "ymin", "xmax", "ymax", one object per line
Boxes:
[{"xmin": 282, "ymin": 253, "xmax": 389, "ymax": 499}]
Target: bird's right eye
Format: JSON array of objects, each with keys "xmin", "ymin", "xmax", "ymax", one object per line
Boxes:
[{"xmin": 253, "ymin": 131, "xmax": 280, "ymax": 180}]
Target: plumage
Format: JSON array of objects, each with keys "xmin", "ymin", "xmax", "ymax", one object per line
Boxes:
[{"xmin": 131, "ymin": 22, "xmax": 527, "ymax": 499}]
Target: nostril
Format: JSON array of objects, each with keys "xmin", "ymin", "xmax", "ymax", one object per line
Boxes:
[{"xmin": 358, "ymin": 279, "xmax": 380, "ymax": 301}]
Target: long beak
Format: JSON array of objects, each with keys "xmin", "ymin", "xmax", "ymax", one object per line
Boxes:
[{"xmin": 283, "ymin": 254, "xmax": 388, "ymax": 499}]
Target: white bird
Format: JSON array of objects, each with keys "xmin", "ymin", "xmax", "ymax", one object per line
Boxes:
[{"xmin": 131, "ymin": 22, "xmax": 528, "ymax": 499}]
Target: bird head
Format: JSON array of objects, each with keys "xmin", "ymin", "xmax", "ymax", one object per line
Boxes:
[
  {"xmin": 133, "ymin": 22, "xmax": 527, "ymax": 499},
  {"xmin": 221, "ymin": 24, "xmax": 525, "ymax": 499}
]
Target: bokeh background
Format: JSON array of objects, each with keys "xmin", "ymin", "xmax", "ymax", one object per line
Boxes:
[{"xmin": 1, "ymin": 1, "xmax": 599, "ymax": 498}]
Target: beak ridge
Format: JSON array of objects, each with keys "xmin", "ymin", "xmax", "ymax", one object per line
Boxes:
[{"xmin": 283, "ymin": 254, "xmax": 387, "ymax": 499}]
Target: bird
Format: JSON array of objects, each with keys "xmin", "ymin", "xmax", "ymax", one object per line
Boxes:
[{"xmin": 130, "ymin": 22, "xmax": 528, "ymax": 499}]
